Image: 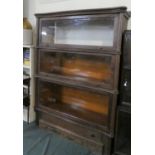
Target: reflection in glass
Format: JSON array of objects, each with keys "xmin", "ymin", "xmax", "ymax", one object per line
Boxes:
[
  {"xmin": 120, "ymin": 69, "xmax": 131, "ymax": 103},
  {"xmin": 40, "ymin": 17, "xmax": 114, "ymax": 47},
  {"xmin": 39, "ymin": 52, "xmax": 114, "ymax": 87},
  {"xmin": 39, "ymin": 81, "xmax": 110, "ymax": 125}
]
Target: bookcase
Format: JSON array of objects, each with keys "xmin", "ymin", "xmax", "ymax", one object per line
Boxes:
[
  {"xmin": 113, "ymin": 30, "xmax": 131, "ymax": 155},
  {"xmin": 23, "ymin": 45, "xmax": 36, "ymax": 122},
  {"xmin": 35, "ymin": 7, "xmax": 129, "ymax": 155}
]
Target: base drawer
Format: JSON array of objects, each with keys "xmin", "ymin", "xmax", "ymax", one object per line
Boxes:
[{"xmin": 39, "ymin": 112, "xmax": 111, "ymax": 155}]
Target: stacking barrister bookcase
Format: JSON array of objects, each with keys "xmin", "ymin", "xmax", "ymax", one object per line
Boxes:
[{"xmin": 35, "ymin": 7, "xmax": 129, "ymax": 155}]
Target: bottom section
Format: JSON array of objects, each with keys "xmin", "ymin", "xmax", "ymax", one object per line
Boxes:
[
  {"xmin": 38, "ymin": 111, "xmax": 112, "ymax": 155},
  {"xmin": 38, "ymin": 79, "xmax": 111, "ymax": 127}
]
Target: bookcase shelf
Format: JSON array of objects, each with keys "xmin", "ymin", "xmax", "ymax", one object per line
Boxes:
[{"xmin": 23, "ymin": 45, "xmax": 36, "ymax": 123}]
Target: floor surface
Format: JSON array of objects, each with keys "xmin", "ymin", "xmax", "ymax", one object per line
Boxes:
[{"xmin": 23, "ymin": 121, "xmax": 96, "ymax": 155}]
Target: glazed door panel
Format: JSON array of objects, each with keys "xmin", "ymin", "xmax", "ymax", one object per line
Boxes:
[
  {"xmin": 38, "ymin": 50, "xmax": 119, "ymax": 89},
  {"xmin": 38, "ymin": 15, "xmax": 119, "ymax": 51},
  {"xmin": 37, "ymin": 79, "xmax": 114, "ymax": 130}
]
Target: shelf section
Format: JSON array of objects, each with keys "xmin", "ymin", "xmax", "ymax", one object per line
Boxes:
[
  {"xmin": 23, "ymin": 85, "xmax": 28, "ymax": 89},
  {"xmin": 23, "ymin": 45, "xmax": 34, "ymax": 48},
  {"xmin": 23, "ymin": 45, "xmax": 35, "ymax": 123},
  {"xmin": 23, "ymin": 65, "xmax": 30, "ymax": 69},
  {"xmin": 23, "ymin": 75, "xmax": 30, "ymax": 80}
]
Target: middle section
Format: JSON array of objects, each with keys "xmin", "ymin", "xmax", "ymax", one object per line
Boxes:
[{"xmin": 37, "ymin": 49, "xmax": 120, "ymax": 90}]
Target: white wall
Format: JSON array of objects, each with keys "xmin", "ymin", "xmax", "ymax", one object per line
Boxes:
[
  {"xmin": 24, "ymin": 0, "xmax": 131, "ymax": 31},
  {"xmin": 23, "ymin": 0, "xmax": 28, "ymax": 17},
  {"xmin": 23, "ymin": 0, "xmax": 35, "ymax": 26},
  {"xmin": 23, "ymin": 0, "xmax": 131, "ymax": 44},
  {"xmin": 23, "ymin": 0, "xmax": 36, "ymax": 44},
  {"xmin": 35, "ymin": 0, "xmax": 131, "ymax": 29},
  {"xmin": 35, "ymin": 0, "xmax": 131, "ymax": 12}
]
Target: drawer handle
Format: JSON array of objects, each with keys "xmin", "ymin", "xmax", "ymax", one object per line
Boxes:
[{"xmin": 91, "ymin": 134, "xmax": 95, "ymax": 138}]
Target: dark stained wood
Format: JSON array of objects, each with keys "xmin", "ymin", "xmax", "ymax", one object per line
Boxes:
[
  {"xmin": 35, "ymin": 7, "xmax": 129, "ymax": 18},
  {"xmin": 36, "ymin": 46, "xmax": 122, "ymax": 55},
  {"xmin": 119, "ymin": 30, "xmax": 131, "ymax": 106},
  {"xmin": 122, "ymin": 30, "xmax": 131, "ymax": 69},
  {"xmin": 35, "ymin": 74, "xmax": 118, "ymax": 94},
  {"xmin": 112, "ymin": 30, "xmax": 131, "ymax": 155},
  {"xmin": 34, "ymin": 7, "xmax": 129, "ymax": 155},
  {"xmin": 35, "ymin": 105, "xmax": 109, "ymax": 136},
  {"xmin": 37, "ymin": 14, "xmax": 127, "ymax": 52},
  {"xmin": 39, "ymin": 119, "xmax": 105, "ymax": 155},
  {"xmin": 40, "ymin": 112, "xmax": 106, "ymax": 143},
  {"xmin": 113, "ymin": 107, "xmax": 131, "ymax": 155}
]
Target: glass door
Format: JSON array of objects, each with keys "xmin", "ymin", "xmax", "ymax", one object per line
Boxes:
[
  {"xmin": 37, "ymin": 80, "xmax": 113, "ymax": 128},
  {"xmin": 38, "ymin": 50, "xmax": 118, "ymax": 89},
  {"xmin": 39, "ymin": 15, "xmax": 116, "ymax": 49}
]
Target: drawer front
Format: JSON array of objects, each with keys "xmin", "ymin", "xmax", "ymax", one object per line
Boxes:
[
  {"xmin": 37, "ymin": 50, "xmax": 120, "ymax": 89},
  {"xmin": 40, "ymin": 112, "xmax": 105, "ymax": 144},
  {"xmin": 39, "ymin": 119, "xmax": 104, "ymax": 155},
  {"xmin": 38, "ymin": 113, "xmax": 112, "ymax": 155},
  {"xmin": 36, "ymin": 78, "xmax": 117, "ymax": 134}
]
